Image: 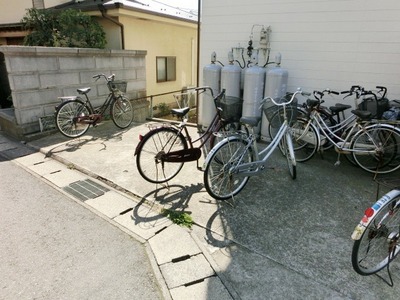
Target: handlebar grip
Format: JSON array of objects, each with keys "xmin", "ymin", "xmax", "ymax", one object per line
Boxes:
[
  {"xmin": 341, "ymin": 90, "xmax": 351, "ymax": 94},
  {"xmin": 331, "ymin": 91, "xmax": 340, "ymax": 95}
]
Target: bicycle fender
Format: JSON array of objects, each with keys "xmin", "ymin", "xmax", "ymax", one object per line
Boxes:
[{"xmin": 351, "ymin": 189, "xmax": 400, "ymax": 240}]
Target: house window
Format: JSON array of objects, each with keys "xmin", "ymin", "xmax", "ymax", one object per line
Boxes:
[{"xmin": 156, "ymin": 56, "xmax": 176, "ymax": 82}]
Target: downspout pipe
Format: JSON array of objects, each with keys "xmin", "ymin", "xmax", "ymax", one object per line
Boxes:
[
  {"xmin": 98, "ymin": 4, "xmax": 125, "ymax": 50},
  {"xmin": 196, "ymin": 0, "xmax": 201, "ymax": 88}
]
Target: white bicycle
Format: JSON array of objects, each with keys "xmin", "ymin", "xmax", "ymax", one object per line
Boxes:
[
  {"xmin": 203, "ymin": 89, "xmax": 309, "ymax": 200},
  {"xmin": 351, "ymin": 178, "xmax": 400, "ymax": 286}
]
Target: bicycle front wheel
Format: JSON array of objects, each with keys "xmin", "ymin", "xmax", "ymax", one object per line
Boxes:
[
  {"xmin": 281, "ymin": 132, "xmax": 296, "ymax": 179},
  {"xmin": 204, "ymin": 137, "xmax": 253, "ymax": 200},
  {"xmin": 135, "ymin": 127, "xmax": 188, "ymax": 183},
  {"xmin": 351, "ymin": 190, "xmax": 400, "ymax": 275},
  {"xmin": 351, "ymin": 125, "xmax": 400, "ymax": 174},
  {"xmin": 55, "ymin": 100, "xmax": 91, "ymax": 138},
  {"xmin": 111, "ymin": 96, "xmax": 134, "ymax": 129}
]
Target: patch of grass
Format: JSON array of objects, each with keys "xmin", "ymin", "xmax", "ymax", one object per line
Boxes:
[{"xmin": 162, "ymin": 209, "xmax": 193, "ymax": 228}]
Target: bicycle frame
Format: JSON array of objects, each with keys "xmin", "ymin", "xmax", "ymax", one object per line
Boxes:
[
  {"xmin": 79, "ymin": 92, "xmax": 114, "ymax": 116},
  {"xmin": 232, "ymin": 121, "xmax": 289, "ymax": 177},
  {"xmin": 297, "ymin": 110, "xmax": 379, "ymax": 155}
]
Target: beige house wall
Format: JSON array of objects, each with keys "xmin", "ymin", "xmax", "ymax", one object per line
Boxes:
[{"xmin": 97, "ymin": 8, "xmax": 198, "ymax": 106}]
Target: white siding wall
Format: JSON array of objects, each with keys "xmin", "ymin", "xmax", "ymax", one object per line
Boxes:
[{"xmin": 200, "ymin": 0, "xmax": 400, "ymax": 103}]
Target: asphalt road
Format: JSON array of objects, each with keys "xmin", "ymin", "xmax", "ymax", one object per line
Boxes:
[{"xmin": 0, "ymin": 156, "xmax": 163, "ymax": 300}]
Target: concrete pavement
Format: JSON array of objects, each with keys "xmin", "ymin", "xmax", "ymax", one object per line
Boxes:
[{"xmin": 2, "ymin": 119, "xmax": 400, "ymax": 299}]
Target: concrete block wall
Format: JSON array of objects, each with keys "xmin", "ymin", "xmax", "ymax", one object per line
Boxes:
[{"xmin": 0, "ymin": 46, "xmax": 148, "ymax": 139}]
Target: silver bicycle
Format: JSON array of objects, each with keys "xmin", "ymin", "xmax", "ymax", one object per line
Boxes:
[{"xmin": 203, "ymin": 89, "xmax": 309, "ymax": 200}]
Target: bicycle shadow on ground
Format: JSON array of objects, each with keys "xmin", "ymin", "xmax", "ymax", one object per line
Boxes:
[
  {"xmin": 34, "ymin": 121, "xmax": 133, "ymax": 158},
  {"xmin": 130, "ymin": 183, "xmax": 204, "ymax": 227}
]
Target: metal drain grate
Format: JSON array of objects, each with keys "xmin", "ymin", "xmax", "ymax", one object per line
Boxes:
[{"xmin": 63, "ymin": 179, "xmax": 109, "ymax": 201}]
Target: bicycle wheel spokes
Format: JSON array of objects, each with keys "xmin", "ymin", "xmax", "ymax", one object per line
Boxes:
[
  {"xmin": 136, "ymin": 127, "xmax": 187, "ymax": 183},
  {"xmin": 352, "ymin": 196, "xmax": 400, "ymax": 275},
  {"xmin": 352, "ymin": 126, "xmax": 400, "ymax": 174},
  {"xmin": 111, "ymin": 96, "xmax": 134, "ymax": 129},
  {"xmin": 55, "ymin": 100, "xmax": 90, "ymax": 138},
  {"xmin": 204, "ymin": 138, "xmax": 253, "ymax": 200}
]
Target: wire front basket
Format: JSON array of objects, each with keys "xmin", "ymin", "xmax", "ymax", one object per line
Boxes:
[
  {"xmin": 215, "ymin": 95, "xmax": 243, "ymax": 123},
  {"xmin": 109, "ymin": 81, "xmax": 127, "ymax": 93},
  {"xmin": 263, "ymin": 93, "xmax": 298, "ymax": 128}
]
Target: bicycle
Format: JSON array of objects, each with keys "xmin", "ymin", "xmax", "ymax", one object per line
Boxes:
[
  {"xmin": 203, "ymin": 89, "xmax": 308, "ymax": 200},
  {"xmin": 287, "ymin": 88, "xmax": 400, "ymax": 174},
  {"xmin": 351, "ymin": 178, "xmax": 400, "ymax": 286},
  {"xmin": 134, "ymin": 87, "xmax": 247, "ymax": 184},
  {"xmin": 268, "ymin": 89, "xmax": 353, "ymax": 161},
  {"xmin": 55, "ymin": 74, "xmax": 134, "ymax": 138}
]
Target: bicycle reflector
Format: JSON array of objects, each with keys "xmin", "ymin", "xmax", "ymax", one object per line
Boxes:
[
  {"xmin": 365, "ymin": 207, "xmax": 374, "ymax": 218},
  {"xmin": 139, "ymin": 134, "xmax": 143, "ymax": 141}
]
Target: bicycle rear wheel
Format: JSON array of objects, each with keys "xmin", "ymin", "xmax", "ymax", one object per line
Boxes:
[
  {"xmin": 351, "ymin": 125, "xmax": 400, "ymax": 174},
  {"xmin": 111, "ymin": 96, "xmax": 133, "ymax": 129},
  {"xmin": 209, "ymin": 121, "xmax": 249, "ymax": 149},
  {"xmin": 287, "ymin": 118, "xmax": 319, "ymax": 162},
  {"xmin": 204, "ymin": 137, "xmax": 253, "ymax": 200},
  {"xmin": 135, "ymin": 127, "xmax": 188, "ymax": 183},
  {"xmin": 351, "ymin": 190, "xmax": 400, "ymax": 275},
  {"xmin": 55, "ymin": 100, "xmax": 91, "ymax": 138}
]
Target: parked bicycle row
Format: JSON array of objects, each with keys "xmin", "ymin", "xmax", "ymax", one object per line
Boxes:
[
  {"xmin": 132, "ymin": 84, "xmax": 400, "ymax": 198},
  {"xmin": 277, "ymin": 85, "xmax": 400, "ymax": 175}
]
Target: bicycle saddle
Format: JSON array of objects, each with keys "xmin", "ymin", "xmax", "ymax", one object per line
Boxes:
[
  {"xmin": 171, "ymin": 107, "xmax": 190, "ymax": 118},
  {"xmin": 330, "ymin": 103, "xmax": 352, "ymax": 114},
  {"xmin": 351, "ymin": 109, "xmax": 372, "ymax": 120},
  {"xmin": 240, "ymin": 116, "xmax": 261, "ymax": 127},
  {"xmin": 77, "ymin": 87, "xmax": 91, "ymax": 94}
]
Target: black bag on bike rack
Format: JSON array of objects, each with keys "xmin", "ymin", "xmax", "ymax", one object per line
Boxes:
[{"xmin": 357, "ymin": 97, "xmax": 389, "ymax": 119}]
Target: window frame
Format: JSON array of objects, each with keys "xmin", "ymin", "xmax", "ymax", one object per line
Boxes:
[{"xmin": 156, "ymin": 56, "xmax": 176, "ymax": 83}]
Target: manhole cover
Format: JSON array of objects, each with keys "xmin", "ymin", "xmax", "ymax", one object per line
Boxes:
[{"xmin": 63, "ymin": 178, "xmax": 109, "ymax": 201}]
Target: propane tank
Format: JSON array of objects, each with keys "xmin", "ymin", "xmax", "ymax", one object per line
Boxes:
[
  {"xmin": 199, "ymin": 52, "xmax": 221, "ymax": 128},
  {"xmin": 242, "ymin": 53, "xmax": 266, "ymax": 135},
  {"xmin": 221, "ymin": 51, "xmax": 241, "ymax": 98},
  {"xmin": 261, "ymin": 53, "xmax": 289, "ymax": 140}
]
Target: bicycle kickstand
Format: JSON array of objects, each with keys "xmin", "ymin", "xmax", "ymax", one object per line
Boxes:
[{"xmin": 334, "ymin": 153, "xmax": 341, "ymax": 167}]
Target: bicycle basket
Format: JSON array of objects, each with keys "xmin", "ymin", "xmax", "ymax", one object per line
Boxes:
[
  {"xmin": 109, "ymin": 81, "xmax": 127, "ymax": 93},
  {"xmin": 357, "ymin": 97, "xmax": 389, "ymax": 119},
  {"xmin": 215, "ymin": 95, "xmax": 243, "ymax": 122},
  {"xmin": 263, "ymin": 94, "xmax": 298, "ymax": 128}
]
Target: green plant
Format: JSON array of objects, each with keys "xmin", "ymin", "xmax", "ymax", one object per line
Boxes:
[
  {"xmin": 162, "ymin": 209, "xmax": 193, "ymax": 228},
  {"xmin": 156, "ymin": 102, "xmax": 170, "ymax": 116},
  {"xmin": 21, "ymin": 8, "xmax": 106, "ymax": 48}
]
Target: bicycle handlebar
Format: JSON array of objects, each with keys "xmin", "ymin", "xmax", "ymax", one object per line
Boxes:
[
  {"xmin": 262, "ymin": 88, "xmax": 309, "ymax": 107},
  {"xmin": 92, "ymin": 74, "xmax": 115, "ymax": 82},
  {"xmin": 195, "ymin": 86, "xmax": 215, "ymax": 97}
]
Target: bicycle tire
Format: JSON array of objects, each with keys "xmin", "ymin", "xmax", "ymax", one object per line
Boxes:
[
  {"xmin": 351, "ymin": 190, "xmax": 400, "ymax": 275},
  {"xmin": 111, "ymin": 96, "xmax": 134, "ymax": 129},
  {"xmin": 135, "ymin": 126, "xmax": 188, "ymax": 183},
  {"xmin": 287, "ymin": 118, "xmax": 320, "ymax": 162},
  {"xmin": 204, "ymin": 136, "xmax": 253, "ymax": 200},
  {"xmin": 351, "ymin": 125, "xmax": 400, "ymax": 174},
  {"xmin": 55, "ymin": 100, "xmax": 91, "ymax": 138},
  {"xmin": 282, "ymin": 132, "xmax": 296, "ymax": 179}
]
